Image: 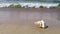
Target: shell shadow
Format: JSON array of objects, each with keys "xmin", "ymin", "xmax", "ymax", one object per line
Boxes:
[{"xmin": 40, "ymin": 26, "xmax": 48, "ymax": 29}]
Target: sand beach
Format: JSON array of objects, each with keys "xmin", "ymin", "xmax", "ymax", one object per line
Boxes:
[{"xmin": 0, "ymin": 8, "xmax": 60, "ymax": 34}]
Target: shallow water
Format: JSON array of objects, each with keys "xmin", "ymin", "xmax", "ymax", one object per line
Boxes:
[{"xmin": 0, "ymin": 8, "xmax": 60, "ymax": 23}]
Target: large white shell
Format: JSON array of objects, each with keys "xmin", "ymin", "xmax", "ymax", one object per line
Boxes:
[{"xmin": 34, "ymin": 20, "xmax": 47, "ymax": 28}]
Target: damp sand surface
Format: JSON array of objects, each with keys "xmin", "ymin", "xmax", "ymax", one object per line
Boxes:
[{"xmin": 0, "ymin": 8, "xmax": 60, "ymax": 34}]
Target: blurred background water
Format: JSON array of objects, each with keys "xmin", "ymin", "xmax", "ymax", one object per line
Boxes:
[
  {"xmin": 0, "ymin": 0, "xmax": 60, "ymax": 8},
  {"xmin": 0, "ymin": 0, "xmax": 60, "ymax": 3}
]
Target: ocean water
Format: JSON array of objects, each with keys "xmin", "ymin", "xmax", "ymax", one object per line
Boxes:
[{"xmin": 0, "ymin": 0, "xmax": 59, "ymax": 8}]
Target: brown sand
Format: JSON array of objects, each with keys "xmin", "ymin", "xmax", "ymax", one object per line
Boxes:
[
  {"xmin": 0, "ymin": 23, "xmax": 60, "ymax": 34},
  {"xmin": 0, "ymin": 8, "xmax": 60, "ymax": 34}
]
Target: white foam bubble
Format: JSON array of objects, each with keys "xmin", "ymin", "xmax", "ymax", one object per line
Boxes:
[{"xmin": 0, "ymin": 2, "xmax": 59, "ymax": 8}]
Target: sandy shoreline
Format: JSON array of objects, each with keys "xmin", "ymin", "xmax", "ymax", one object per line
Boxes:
[{"xmin": 0, "ymin": 8, "xmax": 60, "ymax": 34}]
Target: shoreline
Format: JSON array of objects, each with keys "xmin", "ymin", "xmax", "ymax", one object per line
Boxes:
[
  {"xmin": 0, "ymin": 8, "xmax": 59, "ymax": 11},
  {"xmin": 0, "ymin": 8, "xmax": 59, "ymax": 34}
]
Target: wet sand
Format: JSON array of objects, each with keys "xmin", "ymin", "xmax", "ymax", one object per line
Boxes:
[{"xmin": 0, "ymin": 8, "xmax": 60, "ymax": 34}]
